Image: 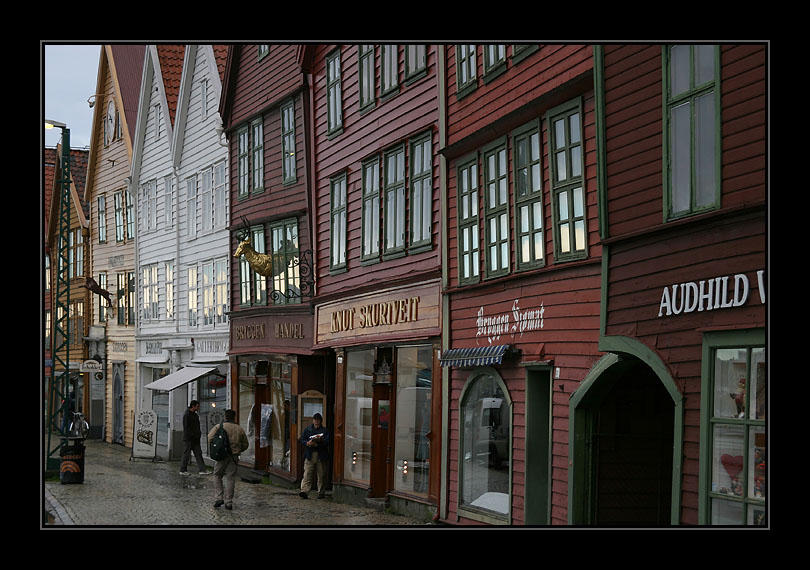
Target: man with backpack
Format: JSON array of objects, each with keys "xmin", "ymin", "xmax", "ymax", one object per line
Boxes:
[{"xmin": 206, "ymin": 409, "xmax": 249, "ymax": 510}]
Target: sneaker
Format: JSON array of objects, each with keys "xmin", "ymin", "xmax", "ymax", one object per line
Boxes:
[
  {"xmin": 214, "ymin": 500, "xmax": 224, "ymax": 508},
  {"xmin": 179, "ymin": 471, "xmax": 190, "ymax": 475},
  {"xmin": 299, "ymin": 492, "xmax": 308, "ymax": 499},
  {"xmin": 198, "ymin": 470, "xmax": 211, "ymax": 475}
]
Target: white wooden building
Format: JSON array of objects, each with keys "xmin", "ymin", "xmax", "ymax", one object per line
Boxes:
[{"xmin": 130, "ymin": 45, "xmax": 230, "ymax": 461}]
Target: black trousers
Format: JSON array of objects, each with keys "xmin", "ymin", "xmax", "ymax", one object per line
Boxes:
[{"xmin": 180, "ymin": 439, "xmax": 207, "ymax": 472}]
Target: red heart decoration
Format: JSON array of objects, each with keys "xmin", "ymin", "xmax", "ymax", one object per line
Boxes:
[{"xmin": 721, "ymin": 454, "xmax": 743, "ymax": 480}]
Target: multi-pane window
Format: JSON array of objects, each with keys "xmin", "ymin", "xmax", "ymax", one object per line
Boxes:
[
  {"xmin": 281, "ymin": 102, "xmax": 296, "ymax": 183},
  {"xmin": 69, "ymin": 301, "xmax": 84, "ymax": 347},
  {"xmin": 457, "ymin": 45, "xmax": 477, "ymax": 94},
  {"xmin": 484, "ymin": 44, "xmax": 506, "ymax": 76},
  {"xmin": 405, "ymin": 45, "xmax": 427, "ymax": 79},
  {"xmin": 68, "ymin": 229, "xmax": 84, "ymax": 279},
  {"xmin": 702, "ymin": 332, "xmax": 766, "ymax": 525},
  {"xmin": 257, "ymin": 45, "xmax": 269, "ymax": 59},
  {"xmin": 238, "ymin": 226, "xmax": 267, "ymax": 307},
  {"xmin": 382, "ymin": 45, "xmax": 398, "ymax": 95},
  {"xmin": 141, "ymin": 264, "xmax": 159, "ymax": 321},
  {"xmin": 117, "ymin": 272, "xmax": 134, "ymax": 325},
  {"xmin": 513, "ymin": 122, "xmax": 544, "ymax": 269},
  {"xmin": 549, "ymin": 101, "xmax": 586, "ymax": 260},
  {"xmin": 237, "ymin": 126, "xmax": 250, "ymax": 198},
  {"xmin": 114, "ymin": 191, "xmax": 125, "ymax": 242},
  {"xmin": 214, "ymin": 162, "xmax": 226, "ymax": 228},
  {"xmin": 410, "ymin": 134, "xmax": 432, "ymax": 247},
  {"xmin": 126, "ymin": 191, "xmax": 134, "ymax": 239},
  {"xmin": 154, "ymin": 103, "xmax": 163, "ymax": 140},
  {"xmin": 458, "ymin": 159, "xmax": 480, "ymax": 283},
  {"xmin": 665, "ymin": 44, "xmax": 719, "ymax": 219},
  {"xmin": 384, "ymin": 145, "xmax": 406, "ymax": 255},
  {"xmin": 270, "ymin": 219, "xmax": 301, "ymax": 304},
  {"xmin": 330, "ymin": 173, "xmax": 347, "ymax": 269},
  {"xmin": 186, "ymin": 176, "xmax": 197, "ymax": 238},
  {"xmin": 359, "ymin": 45, "xmax": 375, "ymax": 110},
  {"xmin": 164, "ymin": 175, "xmax": 174, "ymax": 228},
  {"xmin": 142, "ymin": 179, "xmax": 157, "ymax": 232},
  {"xmin": 202, "ymin": 260, "xmax": 228, "ymax": 326},
  {"xmin": 45, "ymin": 255, "xmax": 51, "ymax": 291},
  {"xmin": 97, "ymin": 273, "xmax": 108, "ymax": 322},
  {"xmin": 483, "ymin": 140, "xmax": 509, "ymax": 276},
  {"xmin": 327, "ymin": 50, "xmax": 343, "ymax": 134},
  {"xmin": 45, "ymin": 310, "xmax": 51, "ymax": 349},
  {"xmin": 187, "ymin": 265, "xmax": 198, "ymax": 327},
  {"xmin": 97, "ymin": 196, "xmax": 106, "ymax": 243},
  {"xmin": 362, "ymin": 157, "xmax": 380, "ymax": 260},
  {"xmin": 200, "ymin": 78, "xmax": 208, "ymax": 120},
  {"xmin": 201, "ymin": 167, "xmax": 213, "ymax": 232},
  {"xmin": 252, "ymin": 119, "xmax": 264, "ymax": 192},
  {"xmin": 164, "ymin": 262, "xmax": 174, "ymax": 320}
]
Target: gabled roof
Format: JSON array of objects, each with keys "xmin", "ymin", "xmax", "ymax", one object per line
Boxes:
[
  {"xmin": 45, "ymin": 146, "xmax": 90, "ymax": 248},
  {"xmin": 155, "ymin": 44, "xmax": 186, "ymax": 127}
]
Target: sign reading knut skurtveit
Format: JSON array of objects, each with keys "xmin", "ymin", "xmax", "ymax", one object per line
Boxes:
[{"xmin": 657, "ymin": 269, "xmax": 765, "ymax": 317}]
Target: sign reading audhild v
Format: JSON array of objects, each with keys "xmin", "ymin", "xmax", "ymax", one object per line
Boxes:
[{"xmin": 658, "ymin": 269, "xmax": 765, "ymax": 318}]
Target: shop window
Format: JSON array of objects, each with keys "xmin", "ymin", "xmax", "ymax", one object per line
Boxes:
[
  {"xmin": 268, "ymin": 361, "xmax": 292, "ymax": 472},
  {"xmin": 344, "ymin": 349, "xmax": 375, "ymax": 484},
  {"xmin": 394, "ymin": 345, "xmax": 432, "ymax": 497},
  {"xmin": 459, "ymin": 369, "xmax": 511, "ymax": 521},
  {"xmin": 702, "ymin": 330, "xmax": 766, "ymax": 525},
  {"xmin": 197, "ymin": 372, "xmax": 227, "ymax": 455}
]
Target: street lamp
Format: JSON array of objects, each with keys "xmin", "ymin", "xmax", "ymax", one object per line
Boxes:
[{"xmin": 45, "ymin": 118, "xmax": 72, "ymax": 476}]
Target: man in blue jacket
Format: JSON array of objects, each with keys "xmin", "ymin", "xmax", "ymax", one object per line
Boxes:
[{"xmin": 299, "ymin": 413, "xmax": 329, "ymax": 499}]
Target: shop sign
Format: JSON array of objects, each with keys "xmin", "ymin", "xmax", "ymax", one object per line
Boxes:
[
  {"xmin": 316, "ymin": 281, "xmax": 440, "ymax": 345},
  {"xmin": 476, "ymin": 298, "xmax": 545, "ymax": 345},
  {"xmin": 658, "ymin": 269, "xmax": 765, "ymax": 318},
  {"xmin": 132, "ymin": 409, "xmax": 157, "ymax": 460},
  {"xmin": 231, "ymin": 313, "xmax": 312, "ymax": 352},
  {"xmin": 80, "ymin": 359, "xmax": 103, "ymax": 372}
]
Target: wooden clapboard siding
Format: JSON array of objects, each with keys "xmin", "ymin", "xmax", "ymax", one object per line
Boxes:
[
  {"xmin": 306, "ymin": 44, "xmax": 440, "ymax": 300},
  {"xmin": 601, "ymin": 43, "xmax": 767, "ymax": 525}
]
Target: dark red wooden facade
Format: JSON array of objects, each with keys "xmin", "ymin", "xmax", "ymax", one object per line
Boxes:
[
  {"xmin": 441, "ymin": 45, "xmax": 602, "ymax": 525},
  {"xmin": 301, "ymin": 44, "xmax": 443, "ymax": 517},
  {"xmin": 219, "ymin": 44, "xmax": 326, "ymax": 484},
  {"xmin": 593, "ymin": 44, "xmax": 767, "ymax": 525}
]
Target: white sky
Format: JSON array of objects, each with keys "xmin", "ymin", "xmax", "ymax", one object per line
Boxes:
[{"xmin": 43, "ymin": 43, "xmax": 102, "ymax": 149}]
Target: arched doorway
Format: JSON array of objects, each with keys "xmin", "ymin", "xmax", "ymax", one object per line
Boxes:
[{"xmin": 570, "ymin": 347, "xmax": 682, "ymax": 526}]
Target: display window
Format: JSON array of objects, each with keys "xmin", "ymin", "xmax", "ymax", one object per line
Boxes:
[
  {"xmin": 344, "ymin": 349, "xmax": 374, "ymax": 484},
  {"xmin": 458, "ymin": 368, "xmax": 511, "ymax": 520},
  {"xmin": 393, "ymin": 345, "xmax": 432, "ymax": 497},
  {"xmin": 703, "ymin": 332, "xmax": 766, "ymax": 525}
]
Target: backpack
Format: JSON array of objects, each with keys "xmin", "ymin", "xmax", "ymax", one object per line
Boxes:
[{"xmin": 209, "ymin": 422, "xmax": 231, "ymax": 461}]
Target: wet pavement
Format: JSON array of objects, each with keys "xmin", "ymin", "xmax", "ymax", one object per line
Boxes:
[{"xmin": 43, "ymin": 438, "xmax": 430, "ymax": 528}]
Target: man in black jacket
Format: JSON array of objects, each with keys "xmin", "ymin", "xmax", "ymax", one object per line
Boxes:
[
  {"xmin": 180, "ymin": 400, "xmax": 209, "ymax": 475},
  {"xmin": 299, "ymin": 413, "xmax": 329, "ymax": 498}
]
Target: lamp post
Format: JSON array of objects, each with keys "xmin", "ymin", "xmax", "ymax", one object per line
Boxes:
[{"xmin": 45, "ymin": 119, "xmax": 71, "ymax": 475}]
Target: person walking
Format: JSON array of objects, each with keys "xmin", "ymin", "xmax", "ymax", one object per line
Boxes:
[
  {"xmin": 299, "ymin": 412, "xmax": 330, "ymax": 499},
  {"xmin": 207, "ymin": 409, "xmax": 249, "ymax": 510},
  {"xmin": 180, "ymin": 400, "xmax": 208, "ymax": 475}
]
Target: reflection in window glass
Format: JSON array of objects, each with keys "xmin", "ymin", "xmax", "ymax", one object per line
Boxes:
[
  {"xmin": 460, "ymin": 372, "xmax": 510, "ymax": 516},
  {"xmin": 344, "ymin": 350, "xmax": 374, "ymax": 484},
  {"xmin": 394, "ymin": 346, "xmax": 432, "ymax": 497},
  {"xmin": 198, "ymin": 373, "xmax": 227, "ymax": 457}
]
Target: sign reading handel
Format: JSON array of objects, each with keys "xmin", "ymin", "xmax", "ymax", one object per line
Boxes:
[
  {"xmin": 658, "ymin": 269, "xmax": 765, "ymax": 317},
  {"xmin": 316, "ymin": 281, "xmax": 440, "ymax": 345}
]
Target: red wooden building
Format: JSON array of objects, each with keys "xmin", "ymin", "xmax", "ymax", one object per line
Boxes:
[
  {"xmin": 300, "ymin": 44, "xmax": 442, "ymax": 519},
  {"xmin": 439, "ymin": 45, "xmax": 603, "ymax": 525},
  {"xmin": 219, "ymin": 44, "xmax": 326, "ymax": 485},
  {"xmin": 581, "ymin": 43, "xmax": 767, "ymax": 525}
]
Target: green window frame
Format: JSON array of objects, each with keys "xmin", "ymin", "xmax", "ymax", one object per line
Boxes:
[
  {"xmin": 483, "ymin": 44, "xmax": 506, "ymax": 81},
  {"xmin": 700, "ymin": 329, "xmax": 766, "ymax": 526},
  {"xmin": 361, "ymin": 155, "xmax": 381, "ymax": 261},
  {"xmin": 281, "ymin": 101, "xmax": 297, "ymax": 184},
  {"xmin": 330, "ymin": 173, "xmax": 347, "ymax": 270},
  {"xmin": 457, "ymin": 155, "xmax": 480, "ymax": 284},
  {"xmin": 512, "ymin": 120, "xmax": 544, "ymax": 270},
  {"xmin": 237, "ymin": 126, "xmax": 249, "ymax": 198},
  {"xmin": 663, "ymin": 44, "xmax": 721, "ymax": 221},
  {"xmin": 326, "ymin": 50, "xmax": 343, "ymax": 136},
  {"xmin": 238, "ymin": 225, "xmax": 267, "ymax": 307},
  {"xmin": 409, "ymin": 133, "xmax": 432, "ymax": 249},
  {"xmin": 257, "ymin": 45, "xmax": 269, "ymax": 60},
  {"xmin": 251, "ymin": 118, "xmax": 264, "ymax": 193},
  {"xmin": 269, "ymin": 218, "xmax": 301, "ymax": 305},
  {"xmin": 483, "ymin": 138, "xmax": 509, "ymax": 278},
  {"xmin": 456, "ymin": 45, "xmax": 477, "ymax": 97},
  {"xmin": 381, "ymin": 44, "xmax": 399, "ymax": 96},
  {"xmin": 547, "ymin": 99, "xmax": 586, "ymax": 261},
  {"xmin": 358, "ymin": 45, "xmax": 375, "ymax": 111},
  {"xmin": 383, "ymin": 144, "xmax": 406, "ymax": 257},
  {"xmin": 405, "ymin": 44, "xmax": 427, "ymax": 82}
]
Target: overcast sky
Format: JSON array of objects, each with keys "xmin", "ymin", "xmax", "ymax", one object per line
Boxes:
[{"xmin": 43, "ymin": 43, "xmax": 102, "ymax": 149}]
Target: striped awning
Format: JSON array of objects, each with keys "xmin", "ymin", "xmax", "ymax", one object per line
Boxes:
[{"xmin": 439, "ymin": 345, "xmax": 511, "ymax": 368}]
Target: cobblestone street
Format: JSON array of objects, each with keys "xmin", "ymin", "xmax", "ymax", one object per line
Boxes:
[{"xmin": 43, "ymin": 438, "xmax": 430, "ymax": 528}]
